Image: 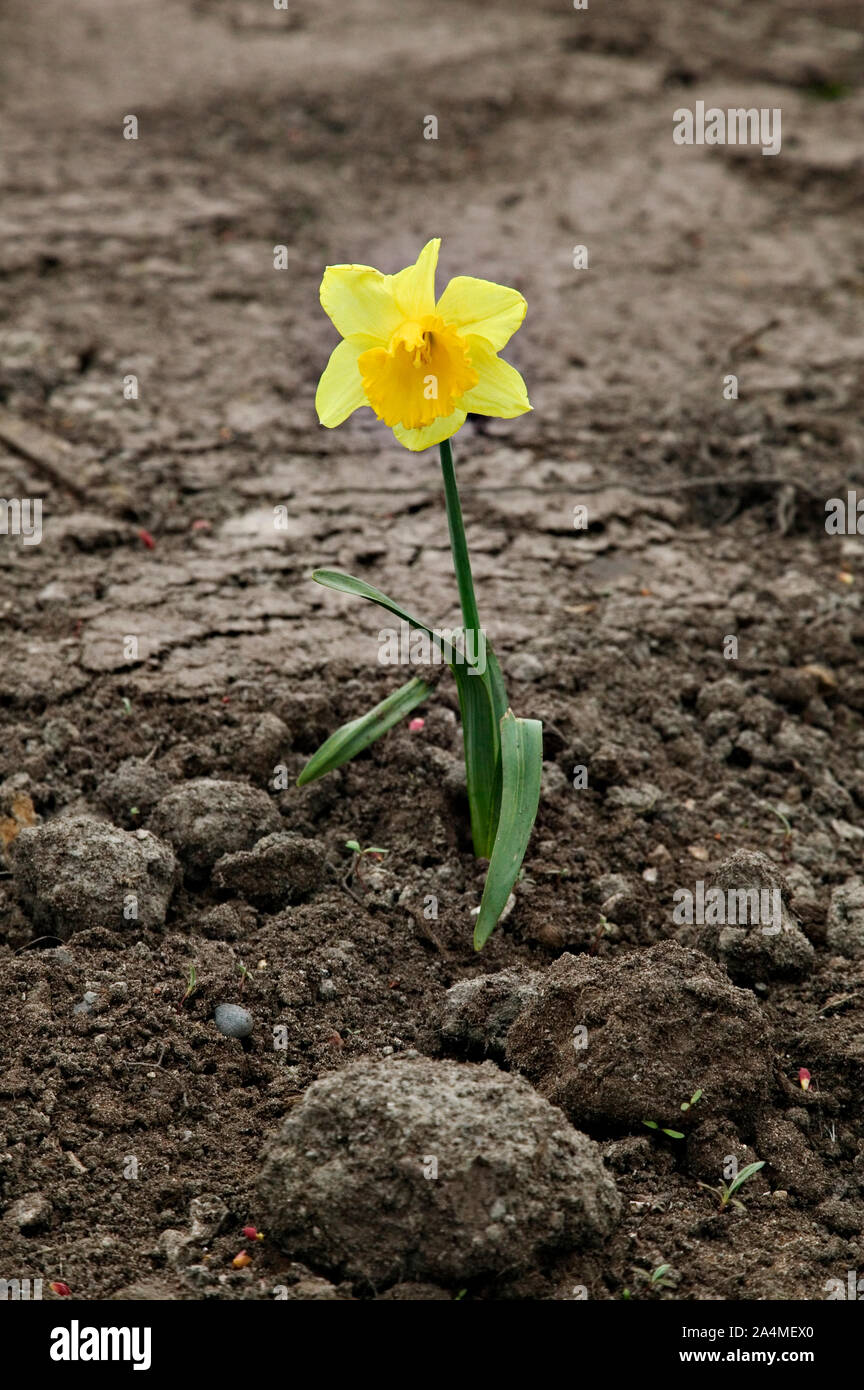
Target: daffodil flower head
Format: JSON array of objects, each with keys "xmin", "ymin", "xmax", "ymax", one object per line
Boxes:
[{"xmin": 315, "ymin": 238, "xmax": 531, "ymax": 451}]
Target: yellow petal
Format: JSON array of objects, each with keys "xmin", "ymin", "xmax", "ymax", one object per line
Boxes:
[
  {"xmin": 320, "ymin": 265, "xmax": 403, "ymax": 343},
  {"xmin": 436, "ymin": 275, "xmax": 527, "ymax": 350},
  {"xmin": 390, "ymin": 238, "xmax": 440, "ymax": 322},
  {"xmin": 460, "ymin": 337, "xmax": 531, "ymax": 418},
  {"xmin": 392, "ymin": 409, "xmax": 467, "ymax": 452},
  {"xmin": 315, "ymin": 336, "xmax": 372, "ymax": 427}
]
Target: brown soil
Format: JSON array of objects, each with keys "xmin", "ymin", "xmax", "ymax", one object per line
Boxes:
[{"xmin": 1, "ymin": 0, "xmax": 864, "ymax": 1301}]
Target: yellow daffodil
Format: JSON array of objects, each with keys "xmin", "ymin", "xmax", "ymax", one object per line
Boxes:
[
  {"xmin": 304, "ymin": 240, "xmax": 542, "ymax": 950},
  {"xmin": 315, "ymin": 238, "xmax": 531, "ymax": 451}
]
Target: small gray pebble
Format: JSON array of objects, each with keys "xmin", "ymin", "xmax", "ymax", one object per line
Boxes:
[{"xmin": 214, "ymin": 1003, "xmax": 254, "ymax": 1038}]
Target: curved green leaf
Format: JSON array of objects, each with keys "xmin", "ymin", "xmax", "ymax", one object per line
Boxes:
[
  {"xmin": 312, "ymin": 569, "xmax": 466, "ymax": 668},
  {"xmin": 312, "ymin": 567, "xmax": 507, "ymax": 856},
  {"xmin": 453, "ymin": 663, "xmax": 501, "ymax": 857},
  {"xmin": 296, "ymin": 676, "xmax": 430, "ymax": 786},
  {"xmin": 473, "ymin": 712, "xmax": 543, "ymax": 950}
]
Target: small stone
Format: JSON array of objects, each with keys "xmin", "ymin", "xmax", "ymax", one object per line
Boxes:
[
  {"xmin": 5, "ymin": 1192, "xmax": 52, "ymax": 1232},
  {"xmin": 606, "ymin": 783, "xmax": 662, "ymax": 814},
  {"xmin": 159, "ymin": 1228, "xmax": 192, "ymax": 1267},
  {"xmin": 214, "ymin": 1003, "xmax": 253, "ymax": 1038},
  {"xmin": 506, "ymin": 653, "xmax": 545, "ymax": 683},
  {"xmin": 72, "ymin": 990, "xmax": 100, "ymax": 1016},
  {"xmin": 188, "ymin": 1195, "xmax": 229, "ymax": 1240},
  {"xmin": 541, "ymin": 762, "xmax": 569, "ymax": 796}
]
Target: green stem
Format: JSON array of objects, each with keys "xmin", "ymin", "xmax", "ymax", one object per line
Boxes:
[{"xmin": 439, "ymin": 437, "xmax": 481, "ymax": 638}]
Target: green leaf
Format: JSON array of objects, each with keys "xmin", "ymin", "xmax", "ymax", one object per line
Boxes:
[
  {"xmin": 728, "ymin": 1160, "xmax": 765, "ymax": 1196},
  {"xmin": 312, "ymin": 567, "xmax": 508, "ymax": 857},
  {"xmin": 452, "ymin": 662, "xmax": 501, "ymax": 857},
  {"xmin": 312, "ymin": 570, "xmax": 467, "ymax": 667},
  {"xmin": 485, "ymin": 646, "xmax": 509, "ymax": 725},
  {"xmin": 473, "ymin": 712, "xmax": 542, "ymax": 950},
  {"xmin": 457, "ymin": 645, "xmax": 509, "ymax": 856},
  {"xmin": 662, "ymin": 1129, "xmax": 685, "ymax": 1140},
  {"xmin": 296, "ymin": 676, "xmax": 431, "ymax": 786}
]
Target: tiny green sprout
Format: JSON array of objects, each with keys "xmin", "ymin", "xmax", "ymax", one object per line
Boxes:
[
  {"xmin": 768, "ymin": 805, "xmax": 792, "ymax": 837},
  {"xmin": 805, "ymin": 79, "xmax": 850, "ymax": 101},
  {"xmin": 642, "ymin": 1120, "xmax": 685, "ymax": 1140},
  {"xmin": 631, "ymin": 1263, "xmax": 676, "ymax": 1294},
  {"xmin": 237, "ymin": 962, "xmax": 251, "ymax": 994},
  {"xmin": 680, "ymin": 1089, "xmax": 703, "ymax": 1113},
  {"xmin": 121, "ymin": 697, "xmax": 132, "ymax": 716},
  {"xmin": 345, "ymin": 840, "xmax": 389, "ymax": 892},
  {"xmin": 180, "ymin": 965, "xmax": 198, "ymax": 1008},
  {"xmin": 129, "ymin": 806, "xmax": 140, "ymax": 818},
  {"xmin": 589, "ymin": 913, "xmax": 609, "ymax": 956},
  {"xmin": 345, "ymin": 840, "xmax": 388, "ymax": 858},
  {"xmin": 698, "ymin": 1160, "xmax": 765, "ymax": 1212}
]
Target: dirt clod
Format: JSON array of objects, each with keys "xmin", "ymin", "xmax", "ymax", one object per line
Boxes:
[
  {"xmin": 439, "ymin": 967, "xmax": 542, "ymax": 1059},
  {"xmin": 149, "ymin": 779, "xmax": 281, "ymax": 881},
  {"xmin": 689, "ymin": 850, "xmax": 816, "ymax": 982},
  {"xmin": 10, "ymin": 815, "xmax": 177, "ymax": 938},
  {"xmin": 505, "ymin": 942, "xmax": 772, "ymax": 1132},
  {"xmin": 825, "ymin": 879, "xmax": 864, "ymax": 959},
  {"xmin": 213, "ymin": 832, "xmax": 326, "ymax": 908},
  {"xmin": 257, "ymin": 1057, "xmax": 621, "ymax": 1285}
]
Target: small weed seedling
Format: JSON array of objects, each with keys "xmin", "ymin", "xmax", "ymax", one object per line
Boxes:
[
  {"xmin": 698, "ymin": 1160, "xmax": 765, "ymax": 1212},
  {"xmin": 644, "ymin": 1088, "xmax": 703, "ymax": 1139},
  {"xmin": 588, "ymin": 913, "xmax": 610, "ymax": 956},
  {"xmin": 624, "ymin": 1263, "xmax": 677, "ymax": 1299},
  {"xmin": 345, "ymin": 839, "xmax": 388, "ymax": 891},
  {"xmin": 643, "ymin": 1119, "xmax": 685, "ymax": 1140},
  {"xmin": 179, "ymin": 965, "xmax": 198, "ymax": 1009}
]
